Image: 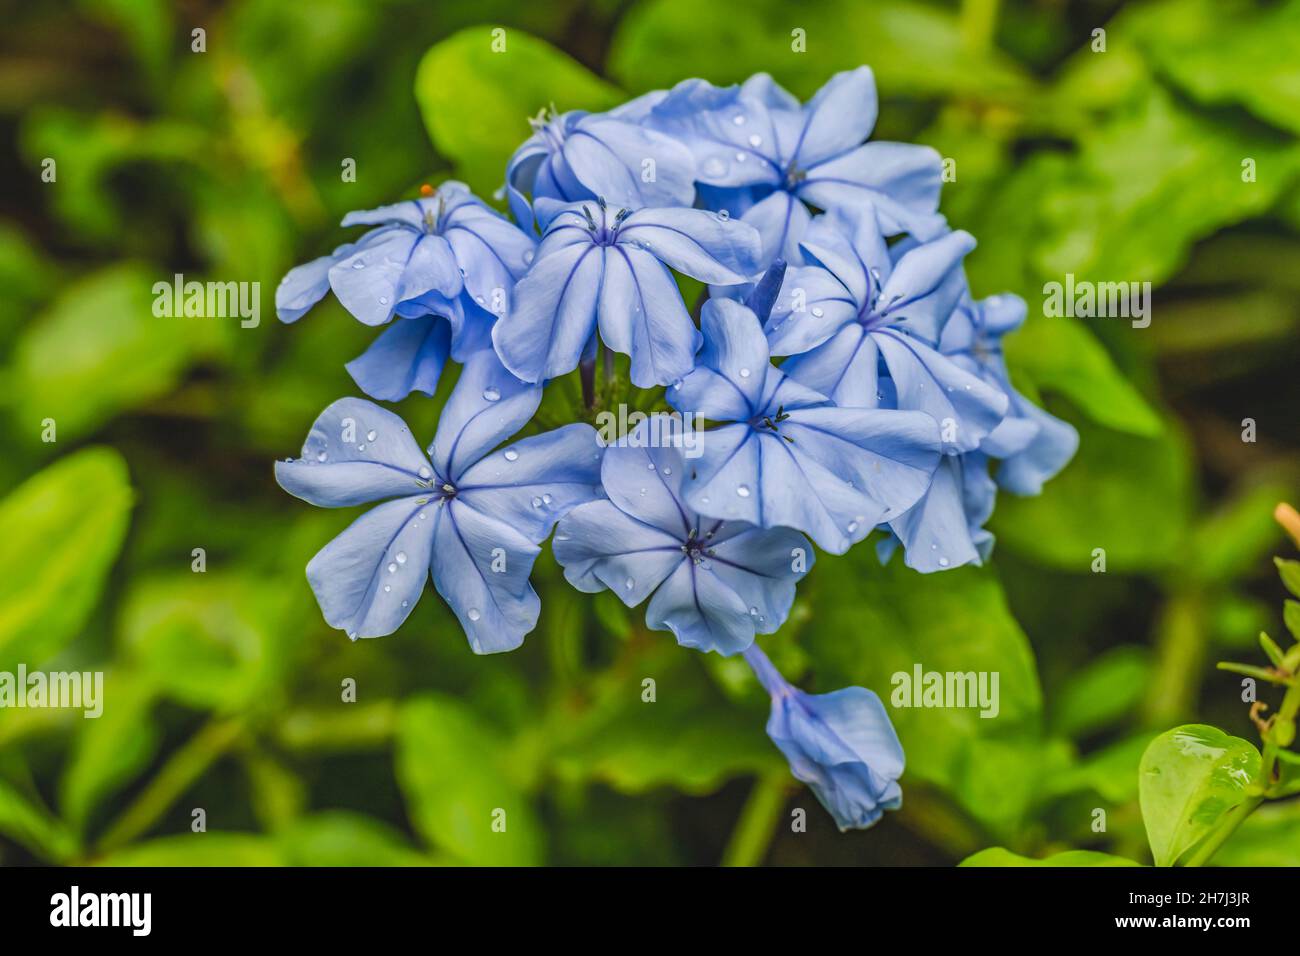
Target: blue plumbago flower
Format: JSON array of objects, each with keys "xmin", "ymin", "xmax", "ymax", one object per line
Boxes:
[
  {"xmin": 492, "ymin": 198, "xmax": 763, "ymax": 388},
  {"xmin": 505, "ymin": 97, "xmax": 697, "ymax": 231},
  {"xmin": 646, "ymin": 68, "xmax": 945, "ymax": 266},
  {"xmin": 940, "ymin": 293, "xmax": 1079, "ymax": 494},
  {"xmin": 274, "ymin": 351, "xmax": 602, "ymax": 653},
  {"xmin": 745, "ymin": 643, "xmax": 904, "ymax": 831},
  {"xmin": 553, "ymin": 417, "xmax": 813, "ymax": 656},
  {"xmin": 768, "ymin": 205, "xmax": 1008, "ymax": 453},
  {"xmin": 877, "ymin": 451, "xmax": 997, "ymax": 573},
  {"xmin": 667, "ymin": 297, "xmax": 942, "ymax": 555},
  {"xmin": 275, "ymin": 181, "xmax": 536, "ymax": 402}
]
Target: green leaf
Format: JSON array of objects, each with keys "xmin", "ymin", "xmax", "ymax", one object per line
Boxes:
[
  {"xmin": 1186, "ymin": 482, "xmax": 1291, "ymax": 584},
  {"xmin": 1276, "ymin": 558, "xmax": 1300, "ymax": 599},
  {"xmin": 1034, "ymin": 86, "xmax": 1300, "ymax": 287},
  {"xmin": 0, "ymin": 779, "xmax": 78, "ymax": 862},
  {"xmin": 59, "ymin": 671, "xmax": 160, "ymax": 832},
  {"xmin": 396, "ymin": 694, "xmax": 542, "ymax": 865},
  {"xmin": 960, "ymin": 847, "xmax": 1141, "ymax": 867},
  {"xmin": 1284, "ymin": 602, "xmax": 1300, "ymax": 642},
  {"xmin": 276, "ymin": 812, "xmax": 435, "ymax": 867},
  {"xmin": 118, "ymin": 573, "xmax": 297, "ymax": 713},
  {"xmin": 1002, "ymin": 317, "xmax": 1162, "ymax": 437},
  {"xmin": 1050, "ymin": 646, "xmax": 1151, "ymax": 738},
  {"xmin": 1139, "ymin": 725, "xmax": 1261, "ymax": 867},
  {"xmin": 0, "ymin": 447, "xmax": 133, "ymax": 672},
  {"xmin": 992, "ymin": 418, "xmax": 1193, "ymax": 572},
  {"xmin": 801, "ymin": 552, "xmax": 1049, "ymax": 835},
  {"xmin": 415, "ymin": 28, "xmax": 623, "ymax": 201},
  {"xmin": 6, "ymin": 265, "xmax": 225, "ymax": 441},
  {"xmin": 610, "ymin": 0, "xmax": 1032, "ymax": 103},
  {"xmin": 551, "ymin": 649, "xmax": 780, "ymax": 795},
  {"xmin": 1049, "ymin": 732, "xmax": 1157, "ymax": 805},
  {"xmin": 96, "ymin": 833, "xmax": 283, "ymax": 866},
  {"xmin": 1140, "ymin": 0, "xmax": 1300, "ymax": 137}
]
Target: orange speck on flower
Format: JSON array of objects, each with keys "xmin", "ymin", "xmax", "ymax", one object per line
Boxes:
[{"xmin": 419, "ymin": 183, "xmax": 434, "ymax": 197}]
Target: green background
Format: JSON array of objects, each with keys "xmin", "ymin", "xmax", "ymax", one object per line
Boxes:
[{"xmin": 2, "ymin": 0, "xmax": 1299, "ymax": 866}]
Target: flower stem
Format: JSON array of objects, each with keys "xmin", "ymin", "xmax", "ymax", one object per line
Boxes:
[{"xmin": 722, "ymin": 771, "xmax": 790, "ymax": 867}]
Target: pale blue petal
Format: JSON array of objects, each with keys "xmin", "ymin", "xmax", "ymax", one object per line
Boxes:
[
  {"xmin": 799, "ymin": 141, "xmax": 946, "ymax": 239},
  {"xmin": 553, "ymin": 499, "xmax": 683, "ymax": 604},
  {"xmin": 564, "ymin": 117, "xmax": 697, "ymax": 209},
  {"xmin": 345, "ymin": 316, "xmax": 452, "ymax": 403},
  {"xmin": 618, "ymin": 206, "xmax": 762, "ymax": 283},
  {"xmin": 327, "ymin": 227, "xmax": 420, "ymax": 327},
  {"xmin": 781, "ymin": 324, "xmax": 881, "ymax": 407},
  {"xmin": 276, "ymin": 398, "xmax": 436, "ymax": 507},
  {"xmin": 456, "ymin": 423, "xmax": 604, "ymax": 542},
  {"xmin": 646, "ymin": 79, "xmax": 781, "ymax": 188},
  {"xmin": 597, "ymin": 245, "xmax": 700, "ymax": 388},
  {"xmin": 598, "ymin": 422, "xmax": 693, "ymax": 536},
  {"xmin": 874, "ymin": 330, "xmax": 1008, "ymax": 452},
  {"xmin": 740, "ymin": 190, "xmax": 812, "ymax": 268},
  {"xmin": 304, "ymin": 495, "xmax": 433, "ymax": 638},
  {"xmin": 431, "ymin": 500, "xmax": 541, "ymax": 654},
  {"xmin": 645, "ymin": 559, "xmax": 755, "ymax": 656},
  {"xmin": 792, "ymin": 66, "xmax": 878, "ymax": 167},
  {"xmin": 492, "ymin": 241, "xmax": 604, "ymax": 383},
  {"xmin": 428, "ymin": 350, "xmax": 541, "ymax": 482}
]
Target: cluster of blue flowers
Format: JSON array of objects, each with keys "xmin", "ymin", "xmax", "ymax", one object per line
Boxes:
[{"xmin": 275, "ymin": 67, "xmax": 1076, "ymax": 832}]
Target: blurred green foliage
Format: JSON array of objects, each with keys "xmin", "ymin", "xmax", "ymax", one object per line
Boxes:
[{"xmin": 2, "ymin": 0, "xmax": 1299, "ymax": 866}]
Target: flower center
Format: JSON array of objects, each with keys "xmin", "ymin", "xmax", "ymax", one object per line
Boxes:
[
  {"xmin": 752, "ymin": 405, "xmax": 794, "ymax": 443},
  {"xmin": 581, "ymin": 197, "xmax": 630, "ymax": 246},
  {"xmin": 681, "ymin": 527, "xmax": 718, "ymax": 564}
]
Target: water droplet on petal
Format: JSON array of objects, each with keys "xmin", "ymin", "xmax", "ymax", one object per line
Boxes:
[
  {"xmin": 734, "ymin": 152, "xmax": 746, "ymax": 162},
  {"xmin": 542, "ymin": 493, "xmax": 553, "ymax": 504},
  {"xmin": 523, "ymin": 249, "xmax": 535, "ymax": 264},
  {"xmin": 624, "ymin": 577, "xmax": 635, "ymax": 590},
  {"xmin": 379, "ymin": 296, "xmax": 388, "ymax": 306},
  {"xmin": 384, "ymin": 585, "xmax": 392, "ymax": 593},
  {"xmin": 717, "ymin": 209, "xmax": 730, "ymax": 222},
  {"xmin": 748, "ymin": 134, "xmax": 762, "ymax": 148},
  {"xmin": 732, "ymin": 114, "xmax": 746, "ymax": 126},
  {"xmin": 387, "ymin": 563, "xmax": 397, "ymax": 573},
  {"xmin": 395, "ymin": 551, "xmax": 407, "ymax": 564},
  {"xmin": 316, "ymin": 451, "xmax": 328, "ymax": 463},
  {"xmin": 811, "ymin": 306, "xmax": 824, "ymax": 317},
  {"xmin": 366, "ymin": 430, "xmax": 378, "ymax": 442},
  {"xmin": 483, "ymin": 387, "xmax": 501, "ymax": 402},
  {"xmin": 531, "ymin": 496, "xmax": 542, "ymax": 508},
  {"xmin": 702, "ymin": 156, "xmax": 727, "ymax": 178},
  {"xmin": 738, "ymin": 367, "xmax": 750, "ymax": 378},
  {"xmin": 938, "ymin": 557, "xmax": 951, "ymax": 568},
  {"xmin": 468, "ymin": 608, "xmax": 481, "ymax": 622},
  {"xmin": 504, "ymin": 449, "xmax": 519, "ymax": 462},
  {"xmin": 417, "ymin": 465, "xmax": 432, "ymax": 479},
  {"xmin": 736, "ymin": 484, "xmax": 751, "ymax": 498},
  {"xmin": 352, "ymin": 260, "xmax": 365, "ymax": 270},
  {"xmin": 661, "ymin": 466, "xmax": 671, "ymax": 476}
]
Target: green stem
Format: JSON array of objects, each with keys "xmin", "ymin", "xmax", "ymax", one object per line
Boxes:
[
  {"xmin": 1182, "ymin": 795, "xmax": 1263, "ymax": 867},
  {"xmin": 722, "ymin": 772, "xmax": 790, "ymax": 867},
  {"xmin": 93, "ymin": 717, "xmax": 245, "ymax": 855}
]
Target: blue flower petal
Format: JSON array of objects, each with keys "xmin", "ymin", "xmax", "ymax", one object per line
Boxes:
[
  {"xmin": 427, "ymin": 350, "xmax": 541, "ymax": 482},
  {"xmin": 430, "ymin": 499, "xmax": 541, "ymax": 654},
  {"xmin": 492, "ymin": 242, "xmax": 604, "ymax": 383},
  {"xmin": 646, "ymin": 79, "xmax": 782, "ymax": 189},
  {"xmin": 275, "ymin": 398, "xmax": 436, "ymax": 507},
  {"xmin": 618, "ymin": 206, "xmax": 762, "ymax": 283},
  {"xmin": 345, "ymin": 316, "xmax": 452, "ymax": 403},
  {"xmin": 596, "ymin": 245, "xmax": 701, "ymax": 388},
  {"xmin": 799, "ymin": 141, "xmax": 947, "ymax": 240},
  {"xmin": 791, "ymin": 67, "xmax": 879, "ymax": 167},
  {"xmin": 456, "ymin": 423, "xmax": 604, "ymax": 543},
  {"xmin": 553, "ymin": 499, "xmax": 684, "ymax": 604},
  {"xmin": 563, "ymin": 117, "xmax": 697, "ymax": 210},
  {"xmin": 304, "ymin": 495, "xmax": 434, "ymax": 639},
  {"xmin": 889, "ymin": 453, "xmax": 995, "ymax": 572},
  {"xmin": 740, "ymin": 190, "xmax": 812, "ymax": 268}
]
